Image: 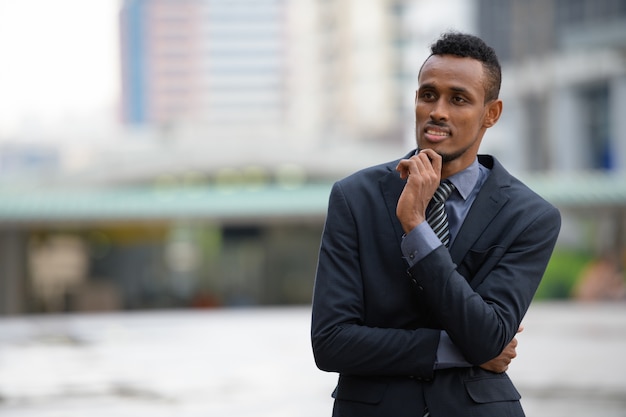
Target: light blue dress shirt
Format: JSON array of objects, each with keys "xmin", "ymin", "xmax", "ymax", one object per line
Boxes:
[{"xmin": 400, "ymin": 158, "xmax": 491, "ymax": 369}]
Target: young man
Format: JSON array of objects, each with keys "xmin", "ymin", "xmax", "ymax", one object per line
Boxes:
[{"xmin": 311, "ymin": 32, "xmax": 561, "ymax": 417}]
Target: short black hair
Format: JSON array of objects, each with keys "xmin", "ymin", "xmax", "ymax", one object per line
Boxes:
[{"xmin": 426, "ymin": 31, "xmax": 501, "ymax": 102}]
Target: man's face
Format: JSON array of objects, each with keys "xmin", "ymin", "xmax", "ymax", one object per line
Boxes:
[{"xmin": 415, "ymin": 54, "xmax": 499, "ymax": 175}]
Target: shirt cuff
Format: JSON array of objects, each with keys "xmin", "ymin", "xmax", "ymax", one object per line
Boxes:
[
  {"xmin": 434, "ymin": 331, "xmax": 472, "ymax": 370},
  {"xmin": 401, "ymin": 221, "xmax": 442, "ymax": 267}
]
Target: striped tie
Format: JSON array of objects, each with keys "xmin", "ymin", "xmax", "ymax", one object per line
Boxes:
[{"xmin": 426, "ymin": 180, "xmax": 455, "ymax": 247}]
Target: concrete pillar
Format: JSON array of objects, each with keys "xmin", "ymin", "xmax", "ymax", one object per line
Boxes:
[
  {"xmin": 610, "ymin": 75, "xmax": 626, "ymax": 172},
  {"xmin": 0, "ymin": 229, "xmax": 28, "ymax": 315}
]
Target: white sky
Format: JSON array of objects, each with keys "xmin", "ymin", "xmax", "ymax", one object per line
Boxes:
[{"xmin": 0, "ymin": 0, "xmax": 120, "ymax": 138}]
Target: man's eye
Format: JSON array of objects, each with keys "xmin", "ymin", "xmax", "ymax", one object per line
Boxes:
[
  {"xmin": 421, "ymin": 92, "xmax": 435, "ymax": 100},
  {"xmin": 453, "ymin": 96, "xmax": 466, "ymax": 104}
]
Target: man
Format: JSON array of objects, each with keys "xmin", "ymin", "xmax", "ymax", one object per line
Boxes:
[{"xmin": 311, "ymin": 32, "xmax": 561, "ymax": 417}]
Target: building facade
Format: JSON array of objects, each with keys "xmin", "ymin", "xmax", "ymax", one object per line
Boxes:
[{"xmin": 476, "ymin": 0, "xmax": 626, "ymax": 174}]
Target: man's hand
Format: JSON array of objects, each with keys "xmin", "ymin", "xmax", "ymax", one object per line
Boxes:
[
  {"xmin": 395, "ymin": 149, "xmax": 442, "ymax": 234},
  {"xmin": 479, "ymin": 326, "xmax": 523, "ymax": 373}
]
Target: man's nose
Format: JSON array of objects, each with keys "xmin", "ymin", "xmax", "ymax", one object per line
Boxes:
[{"xmin": 429, "ymin": 100, "xmax": 448, "ymax": 121}]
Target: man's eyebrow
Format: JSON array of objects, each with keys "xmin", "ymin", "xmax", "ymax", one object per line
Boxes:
[
  {"xmin": 418, "ymin": 84, "xmax": 470, "ymax": 95},
  {"xmin": 450, "ymin": 86, "xmax": 470, "ymax": 94}
]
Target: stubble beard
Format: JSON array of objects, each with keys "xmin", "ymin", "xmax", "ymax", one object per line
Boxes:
[{"xmin": 439, "ymin": 148, "xmax": 466, "ymax": 163}]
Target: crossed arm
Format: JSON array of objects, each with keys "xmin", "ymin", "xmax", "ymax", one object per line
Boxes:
[
  {"xmin": 478, "ymin": 326, "xmax": 522, "ymax": 373},
  {"xmin": 396, "ymin": 149, "xmax": 519, "ymax": 373}
]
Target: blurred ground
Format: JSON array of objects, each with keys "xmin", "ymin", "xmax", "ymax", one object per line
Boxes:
[{"xmin": 0, "ymin": 302, "xmax": 624, "ymax": 417}]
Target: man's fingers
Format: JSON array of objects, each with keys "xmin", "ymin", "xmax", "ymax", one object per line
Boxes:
[
  {"xmin": 508, "ymin": 342, "xmax": 517, "ymax": 359},
  {"xmin": 419, "ymin": 148, "xmax": 442, "ymax": 174},
  {"xmin": 395, "ymin": 160, "xmax": 411, "ymax": 179},
  {"xmin": 396, "ymin": 153, "xmax": 439, "ymax": 181}
]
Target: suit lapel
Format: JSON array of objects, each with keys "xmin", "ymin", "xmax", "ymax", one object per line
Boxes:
[{"xmin": 449, "ymin": 157, "xmax": 510, "ymax": 265}]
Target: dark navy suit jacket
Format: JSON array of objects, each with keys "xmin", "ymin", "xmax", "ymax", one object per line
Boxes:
[{"xmin": 311, "ymin": 152, "xmax": 561, "ymax": 417}]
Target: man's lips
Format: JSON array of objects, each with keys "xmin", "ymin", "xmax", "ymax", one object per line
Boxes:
[{"xmin": 423, "ymin": 125, "xmax": 450, "ymax": 142}]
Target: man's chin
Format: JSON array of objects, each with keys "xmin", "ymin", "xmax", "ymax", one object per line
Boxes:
[
  {"xmin": 440, "ymin": 152, "xmax": 460, "ymax": 163},
  {"xmin": 417, "ymin": 145, "xmax": 459, "ymax": 163}
]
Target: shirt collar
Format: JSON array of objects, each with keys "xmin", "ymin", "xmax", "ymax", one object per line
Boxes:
[{"xmin": 445, "ymin": 158, "xmax": 480, "ymax": 201}]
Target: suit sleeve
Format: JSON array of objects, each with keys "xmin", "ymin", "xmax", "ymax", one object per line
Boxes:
[
  {"xmin": 408, "ymin": 201, "xmax": 561, "ymax": 365},
  {"xmin": 311, "ymin": 182, "xmax": 440, "ymax": 378}
]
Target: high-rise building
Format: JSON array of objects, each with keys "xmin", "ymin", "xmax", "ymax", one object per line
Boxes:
[{"xmin": 120, "ymin": 0, "xmax": 286, "ymax": 134}]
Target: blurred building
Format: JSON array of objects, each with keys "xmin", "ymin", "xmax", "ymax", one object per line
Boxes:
[{"xmin": 120, "ymin": 0, "xmax": 288, "ymax": 139}]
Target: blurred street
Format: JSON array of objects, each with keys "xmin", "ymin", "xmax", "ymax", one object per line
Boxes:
[{"xmin": 0, "ymin": 301, "xmax": 625, "ymax": 417}]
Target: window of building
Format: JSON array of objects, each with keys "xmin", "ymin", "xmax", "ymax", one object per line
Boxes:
[{"xmin": 580, "ymin": 83, "xmax": 613, "ymax": 170}]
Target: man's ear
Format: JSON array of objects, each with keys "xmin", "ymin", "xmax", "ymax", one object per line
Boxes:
[{"xmin": 483, "ymin": 99, "xmax": 503, "ymax": 128}]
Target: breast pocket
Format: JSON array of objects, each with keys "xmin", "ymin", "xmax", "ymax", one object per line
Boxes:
[{"xmin": 459, "ymin": 245, "xmax": 505, "ymax": 288}]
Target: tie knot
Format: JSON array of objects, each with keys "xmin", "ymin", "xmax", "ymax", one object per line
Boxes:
[{"xmin": 433, "ymin": 181, "xmax": 455, "ymax": 203}]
